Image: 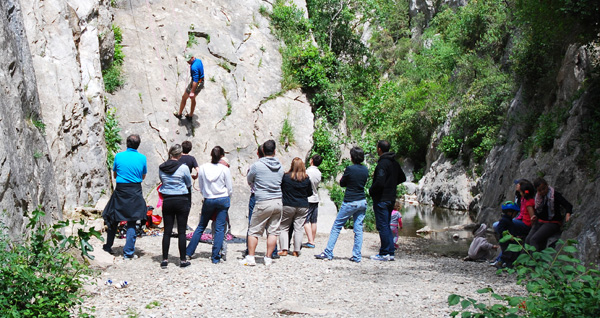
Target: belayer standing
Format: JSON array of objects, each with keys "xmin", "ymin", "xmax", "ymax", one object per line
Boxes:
[
  {"xmin": 102, "ymin": 134, "xmax": 147, "ymax": 260},
  {"xmin": 175, "ymin": 54, "xmax": 204, "ymax": 120},
  {"xmin": 368, "ymin": 140, "xmax": 406, "ymax": 261}
]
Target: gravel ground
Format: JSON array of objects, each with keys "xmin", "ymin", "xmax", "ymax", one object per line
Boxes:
[{"xmin": 81, "ymin": 231, "xmax": 523, "ymax": 317}]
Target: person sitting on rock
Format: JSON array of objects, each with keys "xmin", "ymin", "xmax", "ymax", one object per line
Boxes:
[
  {"xmin": 525, "ymin": 178, "xmax": 573, "ymax": 251},
  {"xmin": 464, "ymin": 224, "xmax": 498, "ymax": 262},
  {"xmin": 493, "ymin": 201, "xmax": 523, "ymax": 267}
]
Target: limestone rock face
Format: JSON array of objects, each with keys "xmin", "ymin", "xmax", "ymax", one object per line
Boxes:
[
  {"xmin": 475, "ymin": 44, "xmax": 600, "ymax": 264},
  {"xmin": 107, "ymin": 0, "xmax": 314, "ymax": 234},
  {"xmin": 0, "ymin": 0, "xmax": 60, "ymax": 235},
  {"xmin": 417, "ymin": 108, "xmax": 475, "ymax": 211},
  {"xmin": 20, "ymin": 0, "xmax": 112, "ymax": 211},
  {"xmin": 409, "ymin": 0, "xmax": 467, "ymax": 30},
  {"xmin": 417, "ymin": 156, "xmax": 475, "ymax": 211}
]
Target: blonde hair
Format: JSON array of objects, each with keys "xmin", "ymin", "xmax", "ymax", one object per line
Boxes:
[
  {"xmin": 394, "ymin": 201, "xmax": 402, "ymax": 211},
  {"xmin": 287, "ymin": 157, "xmax": 308, "ymax": 182}
]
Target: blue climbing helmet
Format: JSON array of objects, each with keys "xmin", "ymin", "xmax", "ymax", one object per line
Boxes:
[{"xmin": 501, "ymin": 201, "xmax": 519, "ymax": 212}]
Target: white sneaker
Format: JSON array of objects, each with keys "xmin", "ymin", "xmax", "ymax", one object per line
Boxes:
[
  {"xmin": 240, "ymin": 255, "xmax": 256, "ymax": 266},
  {"xmin": 264, "ymin": 257, "xmax": 273, "ymax": 266}
]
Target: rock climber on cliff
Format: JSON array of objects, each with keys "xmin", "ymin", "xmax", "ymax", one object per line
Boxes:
[{"xmin": 174, "ymin": 54, "xmax": 204, "ymax": 120}]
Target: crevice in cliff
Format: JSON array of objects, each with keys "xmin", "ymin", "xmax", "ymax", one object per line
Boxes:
[
  {"xmin": 148, "ymin": 119, "xmax": 168, "ymax": 153},
  {"xmin": 236, "ymin": 32, "xmax": 252, "ymax": 52}
]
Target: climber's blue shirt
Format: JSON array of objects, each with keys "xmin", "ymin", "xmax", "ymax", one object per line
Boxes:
[{"xmin": 191, "ymin": 59, "xmax": 204, "ymax": 83}]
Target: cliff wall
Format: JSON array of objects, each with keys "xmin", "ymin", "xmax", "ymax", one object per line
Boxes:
[{"xmin": 0, "ymin": 0, "xmax": 59, "ymax": 236}]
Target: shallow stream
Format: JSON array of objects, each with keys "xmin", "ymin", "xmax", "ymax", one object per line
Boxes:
[{"xmin": 398, "ymin": 204, "xmax": 476, "ymax": 257}]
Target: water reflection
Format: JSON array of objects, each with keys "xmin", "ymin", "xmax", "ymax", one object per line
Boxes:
[{"xmin": 399, "ymin": 204, "xmax": 472, "ymax": 238}]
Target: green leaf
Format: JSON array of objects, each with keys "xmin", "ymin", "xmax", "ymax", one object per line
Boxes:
[
  {"xmin": 563, "ymin": 245, "xmax": 577, "ymax": 253},
  {"xmin": 448, "ymin": 294, "xmax": 461, "ymax": 306},
  {"xmin": 506, "ymin": 244, "xmax": 522, "ymax": 252},
  {"xmin": 508, "ymin": 297, "xmax": 523, "ymax": 307},
  {"xmin": 491, "ymin": 293, "xmax": 503, "ymax": 300},
  {"xmin": 541, "ymin": 247, "xmax": 556, "ymax": 254},
  {"xmin": 461, "ymin": 299, "xmax": 471, "ymax": 309},
  {"xmin": 476, "ymin": 288, "xmax": 491, "ymax": 294},
  {"xmin": 557, "ymin": 255, "xmax": 578, "ymax": 263}
]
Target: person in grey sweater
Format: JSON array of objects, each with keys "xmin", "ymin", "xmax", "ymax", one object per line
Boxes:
[
  {"xmin": 241, "ymin": 140, "xmax": 284, "ymax": 266},
  {"xmin": 465, "ymin": 224, "xmax": 499, "ymax": 261}
]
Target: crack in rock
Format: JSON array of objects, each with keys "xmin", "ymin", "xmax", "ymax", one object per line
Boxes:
[
  {"xmin": 236, "ymin": 32, "xmax": 251, "ymax": 52},
  {"xmin": 148, "ymin": 120, "xmax": 167, "ymax": 152},
  {"xmin": 208, "ymin": 47, "xmax": 238, "ymax": 68}
]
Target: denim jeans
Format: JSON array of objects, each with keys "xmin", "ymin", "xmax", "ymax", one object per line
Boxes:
[
  {"xmin": 323, "ymin": 199, "xmax": 367, "ymax": 261},
  {"xmin": 374, "ymin": 200, "xmax": 395, "ymax": 256},
  {"xmin": 186, "ymin": 196, "xmax": 230, "ymax": 263},
  {"xmin": 104, "ymin": 220, "xmax": 137, "ymax": 257}
]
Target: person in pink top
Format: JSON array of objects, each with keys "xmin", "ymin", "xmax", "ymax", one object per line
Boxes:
[
  {"xmin": 390, "ymin": 202, "xmax": 403, "ymax": 248},
  {"xmin": 514, "ymin": 179, "xmax": 535, "ymax": 235}
]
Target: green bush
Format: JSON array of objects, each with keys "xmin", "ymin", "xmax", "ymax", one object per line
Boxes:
[
  {"xmin": 270, "ymin": 0, "xmax": 312, "ymax": 45},
  {"xmin": 279, "ymin": 118, "xmax": 295, "ymax": 147},
  {"xmin": 310, "ymin": 119, "xmax": 341, "ymax": 180},
  {"xmin": 0, "ymin": 208, "xmax": 101, "ymax": 317},
  {"xmin": 102, "ymin": 65, "xmax": 124, "ymax": 94},
  {"xmin": 105, "ymin": 107, "xmax": 122, "ymax": 168},
  {"xmin": 103, "ymin": 24, "xmax": 124, "ymax": 93},
  {"xmin": 112, "ymin": 25, "xmax": 124, "ymax": 66},
  {"xmin": 449, "ymin": 236, "xmax": 600, "ymax": 317}
]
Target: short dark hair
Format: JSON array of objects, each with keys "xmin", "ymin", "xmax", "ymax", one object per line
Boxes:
[
  {"xmin": 210, "ymin": 146, "xmax": 225, "ymax": 164},
  {"xmin": 263, "ymin": 140, "xmax": 276, "ymax": 156},
  {"xmin": 350, "ymin": 147, "xmax": 364, "ymax": 164},
  {"xmin": 311, "ymin": 154, "xmax": 323, "ymax": 166},
  {"xmin": 533, "ymin": 177, "xmax": 548, "ymax": 189},
  {"xmin": 126, "ymin": 134, "xmax": 141, "ymax": 149},
  {"xmin": 182, "ymin": 141, "xmax": 192, "ymax": 154},
  {"xmin": 377, "ymin": 140, "xmax": 391, "ymax": 153},
  {"xmin": 257, "ymin": 145, "xmax": 265, "ymax": 158}
]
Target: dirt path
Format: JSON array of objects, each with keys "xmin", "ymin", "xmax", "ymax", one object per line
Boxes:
[{"xmin": 82, "ymin": 231, "xmax": 522, "ymax": 317}]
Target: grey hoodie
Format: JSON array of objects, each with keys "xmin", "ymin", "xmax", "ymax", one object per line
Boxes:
[
  {"xmin": 247, "ymin": 157, "xmax": 284, "ymax": 202},
  {"xmin": 468, "ymin": 224, "xmax": 495, "ymax": 260}
]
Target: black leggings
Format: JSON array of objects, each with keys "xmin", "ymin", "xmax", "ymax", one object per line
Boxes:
[{"xmin": 162, "ymin": 196, "xmax": 190, "ymax": 261}]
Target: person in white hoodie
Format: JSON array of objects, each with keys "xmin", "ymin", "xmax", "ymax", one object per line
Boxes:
[{"xmin": 186, "ymin": 146, "xmax": 233, "ymax": 264}]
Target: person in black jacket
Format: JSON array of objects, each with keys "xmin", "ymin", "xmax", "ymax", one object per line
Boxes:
[
  {"xmin": 525, "ymin": 177, "xmax": 573, "ymax": 251},
  {"xmin": 368, "ymin": 140, "xmax": 406, "ymax": 261},
  {"xmin": 278, "ymin": 158, "xmax": 313, "ymax": 256},
  {"xmin": 315, "ymin": 147, "xmax": 369, "ymax": 262}
]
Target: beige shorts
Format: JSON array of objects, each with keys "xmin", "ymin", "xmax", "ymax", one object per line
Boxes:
[
  {"xmin": 248, "ymin": 198, "xmax": 282, "ymax": 237},
  {"xmin": 186, "ymin": 80, "xmax": 204, "ymax": 94}
]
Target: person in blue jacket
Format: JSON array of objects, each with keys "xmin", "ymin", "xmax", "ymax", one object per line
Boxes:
[{"xmin": 175, "ymin": 54, "xmax": 204, "ymax": 119}]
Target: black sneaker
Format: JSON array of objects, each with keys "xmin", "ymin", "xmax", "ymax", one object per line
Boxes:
[
  {"xmin": 180, "ymin": 261, "xmax": 191, "ymax": 268},
  {"xmin": 160, "ymin": 260, "xmax": 168, "ymax": 269}
]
